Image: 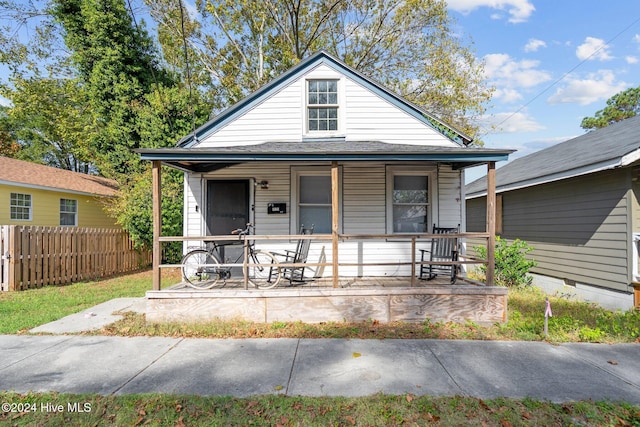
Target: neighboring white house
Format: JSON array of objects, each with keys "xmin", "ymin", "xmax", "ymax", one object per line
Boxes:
[{"xmin": 139, "ymin": 51, "xmax": 511, "ymax": 281}]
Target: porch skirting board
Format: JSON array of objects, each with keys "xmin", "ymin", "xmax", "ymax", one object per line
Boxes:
[{"xmin": 145, "ymin": 285, "xmax": 507, "ymax": 325}]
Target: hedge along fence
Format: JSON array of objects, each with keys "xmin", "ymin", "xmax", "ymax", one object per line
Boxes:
[{"xmin": 1, "ymin": 225, "xmax": 152, "ymax": 291}]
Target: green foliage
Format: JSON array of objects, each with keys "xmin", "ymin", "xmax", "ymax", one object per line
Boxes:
[
  {"xmin": 0, "ymin": 76, "xmax": 94, "ymax": 171},
  {"xmin": 580, "ymin": 86, "xmax": 640, "ymax": 131},
  {"xmin": 578, "ymin": 327, "xmax": 606, "ymax": 342},
  {"xmin": 475, "ymin": 237, "xmax": 537, "ymax": 287}
]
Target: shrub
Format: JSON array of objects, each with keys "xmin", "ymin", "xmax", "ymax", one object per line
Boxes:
[{"xmin": 475, "ymin": 237, "xmax": 537, "ymax": 287}]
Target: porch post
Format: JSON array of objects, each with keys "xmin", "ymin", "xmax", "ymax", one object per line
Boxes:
[
  {"xmin": 486, "ymin": 161, "xmax": 496, "ymax": 286},
  {"xmin": 152, "ymin": 160, "xmax": 162, "ymax": 291},
  {"xmin": 331, "ymin": 161, "xmax": 339, "ymax": 288}
]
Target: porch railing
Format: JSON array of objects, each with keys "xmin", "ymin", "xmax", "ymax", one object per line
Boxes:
[{"xmin": 156, "ymin": 232, "xmax": 491, "ymax": 290}]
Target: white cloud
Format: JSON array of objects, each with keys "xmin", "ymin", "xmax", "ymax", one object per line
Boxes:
[
  {"xmin": 481, "ymin": 111, "xmax": 545, "ymax": 133},
  {"xmin": 633, "ymin": 34, "xmax": 640, "ymax": 43},
  {"xmin": 626, "ymin": 56, "xmax": 639, "ymax": 64},
  {"xmin": 547, "ymin": 70, "xmax": 627, "ymax": 105},
  {"xmin": 576, "ymin": 37, "xmax": 613, "ymax": 61},
  {"xmin": 493, "ymin": 88, "xmax": 523, "ymax": 103},
  {"xmin": 483, "ymin": 53, "xmax": 552, "ymax": 102},
  {"xmin": 524, "ymin": 38, "xmax": 546, "ymax": 52},
  {"xmin": 446, "ymin": 0, "xmax": 535, "ymax": 23}
]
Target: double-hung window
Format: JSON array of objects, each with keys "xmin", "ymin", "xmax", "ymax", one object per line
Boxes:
[
  {"xmin": 10, "ymin": 193, "xmax": 32, "ymax": 221},
  {"xmin": 307, "ymin": 79, "xmax": 338, "ymax": 132},
  {"xmin": 60, "ymin": 198, "xmax": 78, "ymax": 226},
  {"xmin": 387, "ymin": 171, "xmax": 431, "ymax": 233},
  {"xmin": 292, "ymin": 167, "xmax": 341, "ymax": 234}
]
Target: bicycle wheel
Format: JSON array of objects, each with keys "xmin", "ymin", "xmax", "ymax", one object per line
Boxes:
[
  {"xmin": 182, "ymin": 250, "xmax": 221, "ymax": 289},
  {"xmin": 248, "ymin": 250, "xmax": 281, "ymax": 289}
]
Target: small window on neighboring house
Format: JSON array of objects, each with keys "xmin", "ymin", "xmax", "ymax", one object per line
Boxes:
[
  {"xmin": 389, "ymin": 174, "xmax": 430, "ymax": 233},
  {"xmin": 60, "ymin": 198, "xmax": 78, "ymax": 226},
  {"xmin": 10, "ymin": 193, "xmax": 32, "ymax": 221},
  {"xmin": 307, "ymin": 79, "xmax": 338, "ymax": 132}
]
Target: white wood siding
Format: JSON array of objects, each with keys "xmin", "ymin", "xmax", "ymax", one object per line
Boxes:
[
  {"xmin": 342, "ymin": 77, "xmax": 454, "ymax": 146},
  {"xmin": 184, "ymin": 161, "xmax": 463, "ymax": 277},
  {"xmin": 197, "ymin": 64, "xmax": 458, "ymax": 148}
]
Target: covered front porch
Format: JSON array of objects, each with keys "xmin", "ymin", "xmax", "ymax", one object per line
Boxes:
[{"xmin": 138, "ymin": 145, "xmax": 508, "ymax": 324}]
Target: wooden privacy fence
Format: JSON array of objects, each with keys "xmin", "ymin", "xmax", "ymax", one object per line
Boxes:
[{"xmin": 0, "ymin": 225, "xmax": 152, "ymax": 291}]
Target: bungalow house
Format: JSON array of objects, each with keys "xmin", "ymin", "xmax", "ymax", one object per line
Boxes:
[
  {"xmin": 0, "ymin": 156, "xmax": 118, "ymax": 228},
  {"xmin": 466, "ymin": 115, "xmax": 640, "ymax": 310},
  {"xmin": 137, "ymin": 51, "xmax": 513, "ymax": 324}
]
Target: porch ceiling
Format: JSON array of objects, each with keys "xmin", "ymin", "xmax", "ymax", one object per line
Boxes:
[{"xmin": 136, "ymin": 141, "xmax": 513, "ymax": 172}]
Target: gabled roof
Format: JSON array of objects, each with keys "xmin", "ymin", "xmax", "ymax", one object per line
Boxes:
[
  {"xmin": 466, "ymin": 115, "xmax": 640, "ymax": 198},
  {"xmin": 177, "ymin": 50, "xmax": 472, "ymax": 148},
  {"xmin": 0, "ymin": 156, "xmax": 118, "ymax": 197}
]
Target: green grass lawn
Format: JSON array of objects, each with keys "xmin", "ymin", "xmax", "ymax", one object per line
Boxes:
[
  {"xmin": 1, "ymin": 392, "xmax": 638, "ymax": 426},
  {"xmin": 2, "ymin": 270, "xmax": 639, "ymax": 342},
  {"xmin": 0, "ymin": 269, "xmax": 177, "ymax": 334}
]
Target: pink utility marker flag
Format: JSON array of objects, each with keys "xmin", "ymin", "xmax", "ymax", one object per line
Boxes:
[{"xmin": 545, "ymin": 298, "xmax": 553, "ymax": 317}]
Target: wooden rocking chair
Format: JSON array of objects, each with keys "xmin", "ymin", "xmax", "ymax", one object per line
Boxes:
[
  {"xmin": 419, "ymin": 224, "xmax": 460, "ymax": 284},
  {"xmin": 273, "ymin": 224, "xmax": 314, "ymax": 285}
]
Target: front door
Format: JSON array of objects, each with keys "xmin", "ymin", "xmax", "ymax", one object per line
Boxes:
[{"xmin": 206, "ymin": 180, "xmax": 250, "ymax": 236}]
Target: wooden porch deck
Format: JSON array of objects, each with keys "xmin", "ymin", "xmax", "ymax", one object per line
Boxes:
[{"xmin": 146, "ymin": 276, "xmax": 508, "ymax": 325}]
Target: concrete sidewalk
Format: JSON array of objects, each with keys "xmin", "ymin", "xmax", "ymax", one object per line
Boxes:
[{"xmin": 1, "ymin": 335, "xmax": 639, "ymax": 403}]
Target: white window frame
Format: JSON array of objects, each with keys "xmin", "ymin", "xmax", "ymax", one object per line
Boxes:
[
  {"xmin": 385, "ymin": 166, "xmax": 437, "ymax": 234},
  {"xmin": 304, "ymin": 78, "xmax": 344, "ymax": 137},
  {"xmin": 10, "ymin": 192, "xmax": 32, "ymax": 221},
  {"xmin": 60, "ymin": 198, "xmax": 78, "ymax": 226},
  {"xmin": 290, "ymin": 166, "xmax": 342, "ymax": 234}
]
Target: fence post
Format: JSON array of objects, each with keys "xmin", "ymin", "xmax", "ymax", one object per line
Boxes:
[
  {"xmin": 0, "ymin": 225, "xmax": 7, "ymax": 291},
  {"xmin": 8, "ymin": 226, "xmax": 18, "ymax": 291}
]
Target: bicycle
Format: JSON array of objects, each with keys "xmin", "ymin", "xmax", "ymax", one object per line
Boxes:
[{"xmin": 181, "ymin": 223, "xmax": 281, "ymax": 290}]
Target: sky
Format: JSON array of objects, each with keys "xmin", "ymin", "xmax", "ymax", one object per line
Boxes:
[
  {"xmin": 2, "ymin": 0, "xmax": 640, "ymax": 184},
  {"xmin": 445, "ymin": 1, "xmax": 640, "ymax": 183}
]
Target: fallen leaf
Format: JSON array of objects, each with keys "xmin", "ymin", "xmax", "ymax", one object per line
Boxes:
[
  {"xmin": 406, "ymin": 394, "xmax": 414, "ymax": 402},
  {"xmin": 500, "ymin": 420, "xmax": 513, "ymax": 427},
  {"xmin": 274, "ymin": 385, "xmax": 284, "ymax": 391},
  {"xmin": 424, "ymin": 413, "xmax": 440, "ymax": 422},
  {"xmin": 352, "ymin": 352, "xmax": 361, "ymax": 358},
  {"xmin": 607, "ymin": 360, "xmax": 618, "ymax": 365},
  {"xmin": 345, "ymin": 415, "xmax": 356, "ymax": 425},
  {"xmin": 522, "ymin": 411, "xmax": 532, "ymax": 420}
]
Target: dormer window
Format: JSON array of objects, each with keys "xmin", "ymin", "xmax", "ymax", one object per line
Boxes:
[{"xmin": 307, "ymin": 79, "xmax": 338, "ymax": 132}]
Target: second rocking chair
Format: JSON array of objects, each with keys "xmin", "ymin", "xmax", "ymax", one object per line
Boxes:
[{"xmin": 419, "ymin": 224, "xmax": 460, "ymax": 284}]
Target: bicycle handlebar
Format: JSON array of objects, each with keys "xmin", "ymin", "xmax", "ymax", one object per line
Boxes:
[{"xmin": 230, "ymin": 222, "xmax": 253, "ymax": 237}]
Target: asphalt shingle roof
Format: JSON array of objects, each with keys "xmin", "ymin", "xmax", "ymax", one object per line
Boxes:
[
  {"xmin": 0, "ymin": 157, "xmax": 118, "ymax": 197},
  {"xmin": 466, "ymin": 115, "xmax": 640, "ymax": 196}
]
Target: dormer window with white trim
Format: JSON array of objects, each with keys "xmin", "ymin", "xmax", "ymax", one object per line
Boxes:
[{"xmin": 307, "ymin": 79, "xmax": 338, "ymax": 132}]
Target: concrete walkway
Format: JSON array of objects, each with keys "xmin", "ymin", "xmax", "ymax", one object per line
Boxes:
[
  {"xmin": 1, "ymin": 335, "xmax": 640, "ymax": 402},
  {"xmin": 0, "ymin": 300, "xmax": 636, "ymax": 402}
]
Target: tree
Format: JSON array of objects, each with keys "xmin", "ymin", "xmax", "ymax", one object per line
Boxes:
[
  {"xmin": 1, "ymin": 75, "xmax": 94, "ymax": 172},
  {"xmin": 581, "ymin": 87, "xmax": 640, "ymax": 131},
  {"xmin": 146, "ymin": 0, "xmax": 491, "ymax": 139},
  {"xmin": 51, "ymin": 0, "xmax": 176, "ymax": 180}
]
